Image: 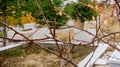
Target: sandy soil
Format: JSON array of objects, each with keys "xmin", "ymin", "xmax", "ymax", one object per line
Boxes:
[{"xmin": 0, "ymin": 44, "xmax": 95, "ymax": 67}]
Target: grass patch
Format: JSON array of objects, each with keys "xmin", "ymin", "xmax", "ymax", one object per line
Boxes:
[
  {"xmin": 0, "ymin": 32, "xmax": 3, "ymax": 37},
  {"xmin": 1, "ymin": 48, "xmax": 26, "ymax": 57},
  {"xmin": 71, "ymin": 53, "xmax": 80, "ymax": 59},
  {"xmin": 47, "ymin": 46, "xmax": 56, "ymax": 51}
]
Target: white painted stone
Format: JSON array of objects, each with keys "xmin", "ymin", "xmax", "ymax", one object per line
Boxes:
[
  {"xmin": 77, "ymin": 43, "xmax": 109, "ymax": 67},
  {"xmin": 12, "ymin": 25, "xmax": 22, "ymax": 31},
  {"xmin": 7, "ymin": 30, "xmax": 33, "ymax": 40},
  {"xmin": 0, "ymin": 43, "xmax": 22, "ymax": 51},
  {"xmin": 24, "ymin": 23, "xmax": 35, "ymax": 30},
  {"xmin": 0, "ymin": 27, "xmax": 3, "ymax": 32},
  {"xmin": 74, "ymin": 29, "xmax": 96, "ymax": 44},
  {"xmin": 95, "ymin": 59, "xmax": 107, "ymax": 65},
  {"xmin": 66, "ymin": 19, "xmax": 75, "ymax": 27},
  {"xmin": 35, "ymin": 28, "xmax": 74, "ymax": 44},
  {"xmin": 109, "ymin": 45, "xmax": 120, "ymax": 67},
  {"xmin": 0, "ymin": 42, "xmax": 3, "ymax": 46},
  {"xmin": 38, "ymin": 41, "xmax": 64, "ymax": 45},
  {"xmin": 32, "ymin": 28, "xmax": 51, "ymax": 39}
]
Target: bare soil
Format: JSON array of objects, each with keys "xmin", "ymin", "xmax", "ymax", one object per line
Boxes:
[{"xmin": 0, "ymin": 44, "xmax": 96, "ymax": 67}]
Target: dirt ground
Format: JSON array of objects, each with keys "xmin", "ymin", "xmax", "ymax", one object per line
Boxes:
[{"xmin": 0, "ymin": 44, "xmax": 96, "ymax": 67}]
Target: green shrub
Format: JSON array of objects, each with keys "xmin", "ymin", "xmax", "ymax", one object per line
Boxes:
[
  {"xmin": 4, "ymin": 48, "xmax": 26, "ymax": 56},
  {"xmin": 64, "ymin": 0, "xmax": 98, "ymax": 22}
]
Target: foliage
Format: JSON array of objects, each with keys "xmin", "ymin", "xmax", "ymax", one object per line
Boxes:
[
  {"xmin": 0, "ymin": 16, "xmax": 22, "ymax": 27},
  {"xmin": 0, "ymin": 0, "xmax": 67, "ymax": 27},
  {"xmin": 21, "ymin": 0, "xmax": 39, "ymax": 18},
  {"xmin": 0, "ymin": 17, "xmax": 3, "ymax": 26},
  {"xmin": 7, "ymin": 16, "xmax": 22, "ymax": 26},
  {"xmin": 0, "ymin": 0, "xmax": 25, "ymax": 18},
  {"xmin": 22, "ymin": 0, "xmax": 68, "ymax": 28},
  {"xmin": 64, "ymin": 0, "xmax": 98, "ymax": 22},
  {"xmin": 0, "ymin": 0, "xmax": 28, "ymax": 28},
  {"xmin": 21, "ymin": 12, "xmax": 36, "ymax": 24}
]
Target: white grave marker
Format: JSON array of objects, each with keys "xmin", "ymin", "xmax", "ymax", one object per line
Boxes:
[
  {"xmin": 74, "ymin": 29, "xmax": 96, "ymax": 44},
  {"xmin": 109, "ymin": 45, "xmax": 120, "ymax": 67}
]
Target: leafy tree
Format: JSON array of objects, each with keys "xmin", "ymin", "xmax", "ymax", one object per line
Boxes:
[
  {"xmin": 64, "ymin": 0, "xmax": 98, "ymax": 22},
  {"xmin": 0, "ymin": 0, "xmax": 27, "ymax": 45},
  {"xmin": 22, "ymin": 0, "xmax": 68, "ymax": 28},
  {"xmin": 0, "ymin": 0, "xmax": 25, "ymax": 18},
  {"xmin": 0, "ymin": 0, "xmax": 29, "ymax": 26}
]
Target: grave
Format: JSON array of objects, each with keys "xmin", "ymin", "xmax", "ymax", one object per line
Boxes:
[
  {"xmin": 78, "ymin": 43, "xmax": 109, "ymax": 67},
  {"xmin": 0, "ymin": 43, "xmax": 22, "ymax": 51},
  {"xmin": 24, "ymin": 23, "xmax": 35, "ymax": 30},
  {"xmin": 74, "ymin": 21, "xmax": 97, "ymax": 44},
  {"xmin": 109, "ymin": 45, "xmax": 120, "ymax": 67},
  {"xmin": 66, "ymin": 19, "xmax": 75, "ymax": 27},
  {"xmin": 74, "ymin": 28, "xmax": 96, "ymax": 44},
  {"xmin": 7, "ymin": 30, "xmax": 33, "ymax": 40},
  {"xmin": 32, "ymin": 28, "xmax": 51, "ymax": 39},
  {"xmin": 33, "ymin": 28, "xmax": 74, "ymax": 44}
]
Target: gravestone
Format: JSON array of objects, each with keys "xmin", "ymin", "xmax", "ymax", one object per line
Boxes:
[
  {"xmin": 78, "ymin": 44, "xmax": 109, "ymax": 67},
  {"xmin": 74, "ymin": 21, "xmax": 97, "ymax": 44},
  {"xmin": 32, "ymin": 28, "xmax": 51, "ymax": 39},
  {"xmin": 109, "ymin": 45, "xmax": 120, "ymax": 67},
  {"xmin": 66, "ymin": 19, "xmax": 75, "ymax": 27},
  {"xmin": 24, "ymin": 23, "xmax": 35, "ymax": 30},
  {"xmin": 12, "ymin": 25, "xmax": 22, "ymax": 31},
  {"xmin": 7, "ymin": 30, "xmax": 33, "ymax": 40},
  {"xmin": 74, "ymin": 29, "xmax": 96, "ymax": 44}
]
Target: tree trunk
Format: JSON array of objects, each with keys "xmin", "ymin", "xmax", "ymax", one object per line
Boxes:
[{"xmin": 3, "ymin": 10, "xmax": 7, "ymax": 46}]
